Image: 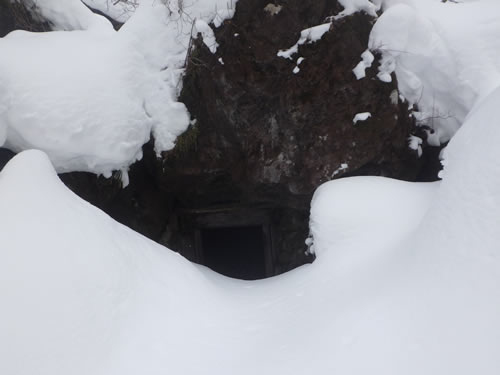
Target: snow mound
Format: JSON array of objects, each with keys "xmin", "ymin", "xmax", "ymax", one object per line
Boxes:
[
  {"xmin": 308, "ymin": 84, "xmax": 500, "ymax": 375},
  {"xmin": 369, "ymin": 0, "xmax": 500, "ymax": 145},
  {"xmin": 0, "ymin": 150, "xmax": 213, "ymax": 374},
  {"xmin": 0, "ymin": 29, "xmax": 151, "ymax": 180},
  {"xmin": 0, "ymin": 150, "xmax": 434, "ymax": 375},
  {"xmin": 0, "ymin": 0, "xmax": 238, "ymax": 180}
]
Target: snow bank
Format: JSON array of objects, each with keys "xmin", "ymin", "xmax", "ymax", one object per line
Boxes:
[
  {"xmin": 308, "ymin": 84, "xmax": 500, "ymax": 375},
  {"xmin": 0, "ymin": 149, "xmax": 434, "ymax": 375},
  {"xmin": 368, "ymin": 0, "xmax": 500, "ymax": 145},
  {"xmin": 0, "ymin": 0, "xmax": 238, "ymax": 180},
  {"xmin": 0, "ymin": 150, "xmax": 215, "ymax": 375},
  {"xmin": 2, "ymin": 88, "xmax": 500, "ymax": 373},
  {"xmin": 0, "ymin": 29, "xmax": 151, "ymax": 180}
]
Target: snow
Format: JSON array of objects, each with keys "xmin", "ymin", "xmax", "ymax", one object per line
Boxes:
[
  {"xmin": 0, "ymin": 0, "xmax": 238, "ymax": 179},
  {"xmin": 331, "ymin": 162, "xmax": 349, "ymax": 178},
  {"xmin": 264, "ymin": 3, "xmax": 283, "ymax": 16},
  {"xmin": 13, "ymin": 127, "xmax": 500, "ymax": 373},
  {"xmin": 23, "ymin": 0, "xmax": 114, "ymax": 31},
  {"xmin": 0, "ymin": 28, "xmax": 151, "ymax": 180},
  {"xmin": 195, "ymin": 19, "xmax": 219, "ymax": 53},
  {"xmin": 408, "ymin": 134, "xmax": 423, "ymax": 157},
  {"xmin": 308, "ymin": 84, "xmax": 500, "ymax": 374},
  {"xmin": 213, "ymin": 8, "xmax": 236, "ymax": 28},
  {"xmin": 369, "ymin": 0, "xmax": 500, "ymax": 145},
  {"xmin": 278, "ymin": 23, "xmax": 332, "ymax": 60},
  {"xmin": 0, "ymin": 150, "xmax": 437, "ymax": 375},
  {"xmin": 353, "ymin": 112, "xmax": 371, "ymax": 124},
  {"xmin": 335, "ymin": 0, "xmax": 380, "ymax": 19},
  {"xmin": 82, "ymin": 0, "xmax": 139, "ymax": 23},
  {"xmin": 353, "ymin": 49, "xmax": 374, "ymax": 79},
  {"xmin": 2, "ymin": 1, "xmax": 500, "ymax": 374},
  {"xmin": 83, "ymin": 0, "xmax": 235, "ymax": 25}
]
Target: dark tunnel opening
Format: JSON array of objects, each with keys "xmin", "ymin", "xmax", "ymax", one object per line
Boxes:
[{"xmin": 200, "ymin": 225, "xmax": 267, "ymax": 280}]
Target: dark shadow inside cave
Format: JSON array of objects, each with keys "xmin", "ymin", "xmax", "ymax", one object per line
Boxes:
[{"xmin": 200, "ymin": 226, "xmax": 266, "ymax": 280}]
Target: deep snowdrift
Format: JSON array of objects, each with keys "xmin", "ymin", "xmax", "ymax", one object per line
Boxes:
[
  {"xmin": 3, "ymin": 87, "xmax": 500, "ymax": 374},
  {"xmin": 0, "ymin": 152, "xmax": 435, "ymax": 375}
]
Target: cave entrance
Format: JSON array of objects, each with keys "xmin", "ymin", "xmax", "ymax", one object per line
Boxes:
[
  {"xmin": 200, "ymin": 225, "xmax": 267, "ymax": 280},
  {"xmin": 176, "ymin": 205, "xmax": 276, "ymax": 280}
]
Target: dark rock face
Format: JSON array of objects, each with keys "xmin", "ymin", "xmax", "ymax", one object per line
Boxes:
[
  {"xmin": 179, "ymin": 0, "xmax": 418, "ymax": 196},
  {"xmin": 62, "ymin": 0, "xmax": 422, "ymax": 278}
]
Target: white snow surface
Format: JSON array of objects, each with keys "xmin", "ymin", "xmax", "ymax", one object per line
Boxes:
[
  {"xmin": 369, "ymin": 0, "xmax": 500, "ymax": 145},
  {"xmin": 0, "ymin": 0, "xmax": 237, "ymax": 178},
  {"xmin": 3, "ymin": 86, "xmax": 500, "ymax": 374}
]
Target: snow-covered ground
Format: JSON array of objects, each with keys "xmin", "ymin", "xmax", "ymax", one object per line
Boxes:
[{"xmin": 1, "ymin": 0, "xmax": 500, "ymax": 374}]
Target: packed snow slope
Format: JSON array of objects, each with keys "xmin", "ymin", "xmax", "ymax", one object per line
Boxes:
[{"xmin": 2, "ymin": 86, "xmax": 500, "ymax": 374}]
